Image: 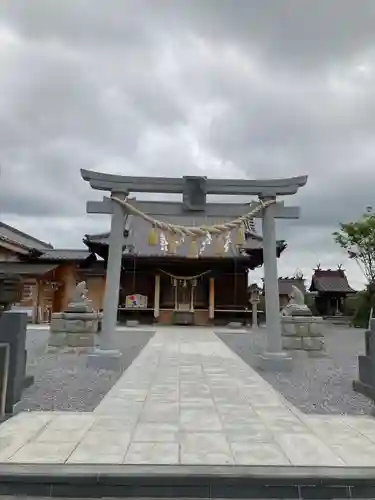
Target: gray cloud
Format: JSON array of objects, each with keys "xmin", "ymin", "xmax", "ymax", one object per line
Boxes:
[{"xmin": 1, "ymin": 0, "xmax": 374, "ymax": 288}]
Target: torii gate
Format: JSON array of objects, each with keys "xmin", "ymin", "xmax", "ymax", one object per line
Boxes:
[{"xmin": 81, "ymin": 169, "xmax": 307, "ymax": 371}]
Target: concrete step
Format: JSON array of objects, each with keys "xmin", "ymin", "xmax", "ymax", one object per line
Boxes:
[
  {"xmin": 1, "ymin": 463, "xmax": 375, "ymax": 499},
  {"xmin": 323, "ymin": 315, "xmax": 352, "ymax": 326}
]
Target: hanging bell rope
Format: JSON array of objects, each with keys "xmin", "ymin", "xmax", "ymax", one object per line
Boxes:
[{"xmin": 111, "ymin": 196, "xmax": 275, "ymax": 238}]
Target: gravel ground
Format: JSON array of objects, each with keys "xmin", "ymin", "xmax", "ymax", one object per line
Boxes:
[
  {"xmin": 16, "ymin": 328, "xmax": 154, "ymax": 412},
  {"xmin": 217, "ymin": 325, "xmax": 373, "ymax": 415}
]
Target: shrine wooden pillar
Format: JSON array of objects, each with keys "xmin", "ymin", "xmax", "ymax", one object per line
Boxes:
[
  {"xmin": 154, "ymin": 274, "xmax": 160, "ymax": 318},
  {"xmin": 209, "ymin": 277, "xmax": 215, "ymax": 319}
]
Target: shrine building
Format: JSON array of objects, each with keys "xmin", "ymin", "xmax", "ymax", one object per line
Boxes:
[
  {"xmin": 83, "ymin": 214, "xmax": 287, "ymax": 326},
  {"xmin": 309, "ymin": 266, "xmax": 356, "ymax": 316},
  {"xmin": 0, "ymin": 218, "xmax": 286, "ymax": 325}
]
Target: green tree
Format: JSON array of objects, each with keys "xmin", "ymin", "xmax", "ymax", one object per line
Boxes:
[{"xmin": 333, "ymin": 208, "xmax": 375, "ymax": 327}]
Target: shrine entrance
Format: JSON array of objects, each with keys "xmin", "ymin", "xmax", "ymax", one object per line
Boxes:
[
  {"xmin": 174, "ymin": 278, "xmax": 196, "ymax": 312},
  {"xmin": 172, "ymin": 277, "xmax": 196, "ymax": 325}
]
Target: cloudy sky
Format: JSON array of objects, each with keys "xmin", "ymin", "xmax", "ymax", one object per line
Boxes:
[{"xmin": 1, "ymin": 0, "xmax": 374, "ymax": 289}]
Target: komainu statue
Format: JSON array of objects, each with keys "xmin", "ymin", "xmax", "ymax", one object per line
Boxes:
[
  {"xmin": 70, "ymin": 281, "xmax": 89, "ymax": 304},
  {"xmin": 281, "ymin": 285, "xmax": 312, "ymax": 317},
  {"xmin": 66, "ymin": 281, "xmax": 93, "ymax": 313}
]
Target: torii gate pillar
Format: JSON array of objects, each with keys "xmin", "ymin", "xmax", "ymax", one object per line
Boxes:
[
  {"xmin": 260, "ymin": 196, "xmax": 289, "ymax": 370},
  {"xmin": 81, "ymin": 169, "xmax": 307, "ymax": 371}
]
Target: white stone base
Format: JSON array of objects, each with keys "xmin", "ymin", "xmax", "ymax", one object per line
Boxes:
[
  {"xmin": 214, "ymin": 329, "xmax": 248, "ymax": 335},
  {"xmin": 47, "ymin": 332, "xmax": 97, "ymax": 350},
  {"xmin": 255, "ymin": 351, "xmax": 293, "ymax": 372},
  {"xmin": 281, "ymin": 316, "xmax": 325, "ymax": 355}
]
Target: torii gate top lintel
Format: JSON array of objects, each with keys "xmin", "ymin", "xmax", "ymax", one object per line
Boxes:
[{"xmin": 80, "ymin": 168, "xmax": 307, "ymax": 198}]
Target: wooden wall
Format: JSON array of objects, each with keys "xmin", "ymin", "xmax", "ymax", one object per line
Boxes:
[
  {"xmin": 86, "ymin": 276, "xmax": 105, "ymax": 310},
  {"xmin": 214, "ymin": 271, "xmax": 248, "ymax": 308},
  {"xmin": 0, "ymin": 247, "xmax": 18, "ymax": 261},
  {"xmin": 53, "ymin": 264, "xmax": 78, "ymax": 311}
]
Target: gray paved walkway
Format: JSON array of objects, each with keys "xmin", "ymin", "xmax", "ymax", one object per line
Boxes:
[{"xmin": 2, "ymin": 327, "xmax": 375, "ymax": 466}]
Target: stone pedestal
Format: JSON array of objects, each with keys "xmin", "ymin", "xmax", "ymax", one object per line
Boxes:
[
  {"xmin": 48, "ymin": 310, "xmax": 102, "ymax": 351},
  {"xmin": 256, "ymin": 351, "xmax": 293, "ymax": 372},
  {"xmin": 353, "ymin": 319, "xmax": 375, "ymax": 404},
  {"xmin": 281, "ymin": 316, "xmax": 325, "ymax": 356}
]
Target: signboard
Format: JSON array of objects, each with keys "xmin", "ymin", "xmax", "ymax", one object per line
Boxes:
[
  {"xmin": 0, "ymin": 343, "xmax": 10, "ymax": 418},
  {"xmin": 125, "ymin": 294, "xmax": 148, "ymax": 309}
]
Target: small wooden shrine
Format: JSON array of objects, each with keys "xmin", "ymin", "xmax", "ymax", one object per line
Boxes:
[{"xmin": 309, "ymin": 265, "xmax": 356, "ymax": 316}]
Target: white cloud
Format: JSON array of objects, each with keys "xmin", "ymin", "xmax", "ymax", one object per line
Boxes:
[{"xmin": 2, "ymin": 0, "xmax": 374, "ymax": 291}]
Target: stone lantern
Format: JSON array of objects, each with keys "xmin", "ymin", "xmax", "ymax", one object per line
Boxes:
[
  {"xmin": 0, "ymin": 274, "xmax": 22, "ymax": 315},
  {"xmin": 249, "ymin": 283, "xmax": 261, "ymax": 329}
]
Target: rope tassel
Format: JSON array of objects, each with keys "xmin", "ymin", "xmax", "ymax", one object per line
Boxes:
[
  {"xmin": 188, "ymin": 237, "xmax": 198, "ymax": 258},
  {"xmin": 168, "ymin": 233, "xmax": 177, "ymax": 254},
  {"xmin": 235, "ymin": 224, "xmax": 245, "ymax": 245},
  {"xmin": 214, "ymin": 235, "xmax": 225, "ymax": 256},
  {"xmin": 148, "ymin": 226, "xmax": 158, "ymax": 246}
]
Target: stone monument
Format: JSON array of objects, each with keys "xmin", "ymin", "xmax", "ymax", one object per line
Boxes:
[
  {"xmin": 353, "ymin": 319, "xmax": 375, "ymax": 413},
  {"xmin": 48, "ymin": 281, "xmax": 102, "ymax": 350},
  {"xmin": 0, "ymin": 273, "xmax": 32, "ymax": 419},
  {"xmin": 281, "ymin": 285, "xmax": 325, "ymax": 356}
]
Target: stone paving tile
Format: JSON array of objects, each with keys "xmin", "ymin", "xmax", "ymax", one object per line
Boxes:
[
  {"xmin": 8, "ymin": 442, "xmax": 77, "ymax": 463},
  {"xmin": 124, "ymin": 442, "xmax": 179, "ymax": 464},
  {"xmin": 132, "ymin": 422, "xmax": 179, "ymax": 442},
  {"xmin": 0, "ymin": 411, "xmax": 53, "ymax": 461},
  {"xmin": 272, "ymin": 433, "xmax": 345, "ymax": 466},
  {"xmin": 180, "ymin": 431, "xmax": 234, "ymax": 465},
  {"xmin": 230, "ymin": 441, "xmax": 291, "ymax": 465},
  {"xmin": 3, "ymin": 326, "xmax": 375, "ymax": 467},
  {"xmin": 67, "ymin": 430, "xmax": 132, "ymax": 463}
]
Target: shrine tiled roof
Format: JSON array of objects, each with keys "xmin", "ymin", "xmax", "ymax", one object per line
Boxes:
[
  {"xmin": 0, "ymin": 262, "xmax": 58, "ymax": 275},
  {"xmin": 0, "ymin": 221, "xmax": 53, "ymax": 251},
  {"xmin": 309, "ymin": 269, "xmax": 356, "ymax": 294},
  {"xmin": 37, "ymin": 249, "xmax": 94, "ymax": 261},
  {"xmin": 278, "ymin": 277, "xmax": 305, "ymax": 296}
]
